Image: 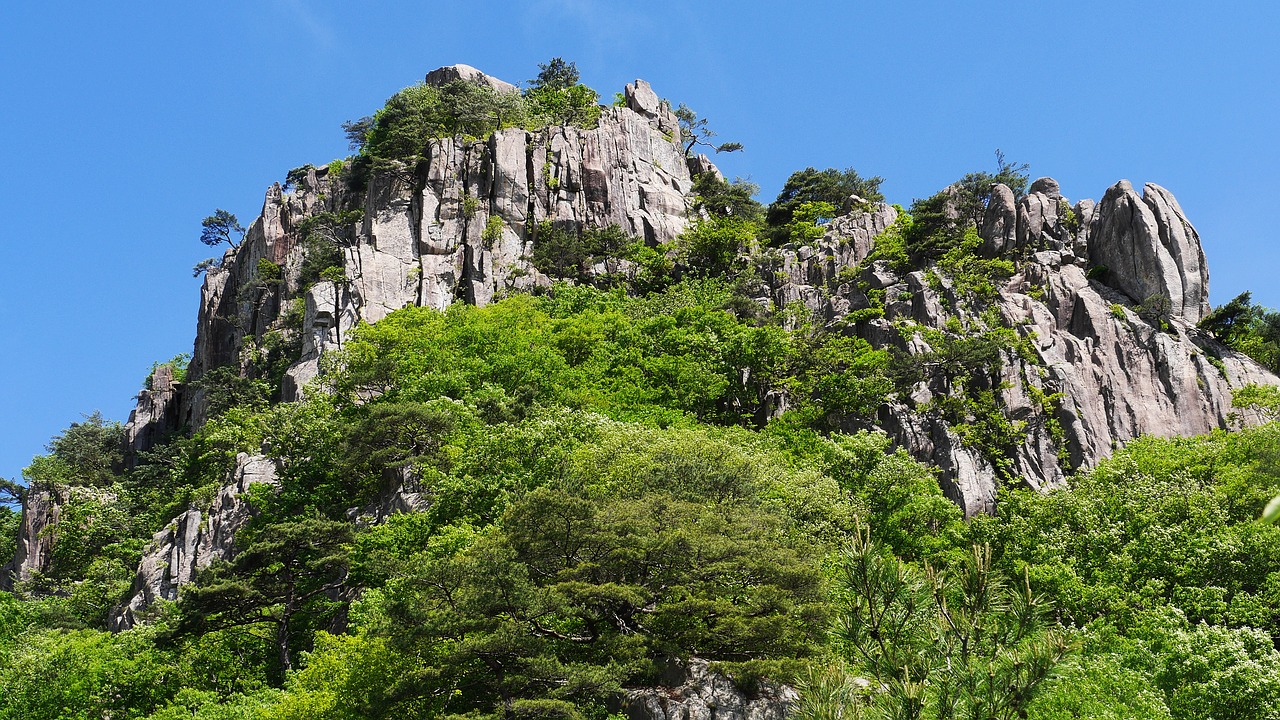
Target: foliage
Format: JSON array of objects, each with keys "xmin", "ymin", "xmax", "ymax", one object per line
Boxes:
[
  {"xmin": 191, "ymin": 367, "xmax": 272, "ymax": 419},
  {"xmin": 765, "ymin": 167, "xmax": 885, "ymax": 240},
  {"xmin": 950, "ymin": 150, "xmax": 1031, "ymax": 229},
  {"xmin": 481, "ymin": 214, "xmax": 505, "ymax": 248},
  {"xmin": 524, "ymin": 57, "xmax": 601, "ymax": 129},
  {"xmin": 177, "ymin": 513, "xmax": 354, "ymax": 673},
  {"xmin": 674, "ymin": 103, "xmax": 744, "ymax": 156},
  {"xmin": 935, "ymin": 227, "xmax": 1015, "ymax": 302},
  {"xmin": 905, "ymin": 152, "xmax": 1030, "ymax": 262},
  {"xmin": 528, "ymin": 57, "xmax": 580, "ymax": 92},
  {"xmin": 362, "ymin": 80, "xmax": 527, "ymax": 166},
  {"xmin": 22, "ymin": 412, "xmax": 124, "ymax": 489},
  {"xmin": 192, "ymin": 257, "xmax": 221, "ymax": 277},
  {"xmin": 678, "ymin": 215, "xmax": 758, "ymax": 277},
  {"xmin": 200, "ymin": 209, "xmax": 245, "ymax": 249},
  {"xmin": 808, "ymin": 525, "xmax": 1069, "ymax": 720},
  {"xmin": 690, "ymin": 172, "xmax": 764, "ymax": 222},
  {"xmin": 145, "ymin": 353, "xmax": 190, "ymax": 390},
  {"xmin": 1235, "ymin": 383, "xmax": 1280, "ymax": 422},
  {"xmin": 342, "ymin": 424, "xmax": 838, "ymax": 717},
  {"xmin": 329, "ymin": 288, "xmax": 799, "ymax": 427},
  {"xmin": 987, "ymin": 423, "xmax": 1280, "ymax": 634},
  {"xmin": 1200, "ymin": 291, "xmax": 1280, "ymax": 373},
  {"xmin": 529, "ymin": 221, "xmax": 632, "ymax": 283},
  {"xmin": 0, "ymin": 627, "xmax": 180, "ymax": 720},
  {"xmin": 296, "ymin": 210, "xmax": 361, "ymax": 288},
  {"xmin": 784, "ymin": 200, "xmax": 837, "ymax": 244}
]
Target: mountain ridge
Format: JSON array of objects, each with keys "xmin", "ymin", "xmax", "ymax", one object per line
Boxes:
[{"xmin": 8, "ymin": 64, "xmax": 1275, "ymax": 598}]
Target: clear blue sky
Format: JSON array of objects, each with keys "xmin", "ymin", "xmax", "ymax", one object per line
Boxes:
[{"xmin": 2, "ymin": 1, "xmax": 1278, "ymax": 482}]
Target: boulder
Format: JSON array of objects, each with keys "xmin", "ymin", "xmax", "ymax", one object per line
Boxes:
[
  {"xmin": 1088, "ymin": 180, "xmax": 1209, "ymax": 323},
  {"xmin": 423, "ymin": 64, "xmax": 519, "ymax": 94},
  {"xmin": 1028, "ymin": 176, "xmax": 1061, "ymax": 198}
]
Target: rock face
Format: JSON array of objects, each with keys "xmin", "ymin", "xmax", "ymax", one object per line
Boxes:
[
  {"xmin": 772, "ymin": 178, "xmax": 1277, "ymax": 515},
  {"xmin": 622, "ymin": 659, "xmax": 796, "ymax": 720},
  {"xmin": 110, "ymin": 67, "xmax": 1274, "ymax": 528},
  {"xmin": 133, "ymin": 67, "xmax": 695, "ymax": 430},
  {"xmin": 423, "ymin": 63, "xmax": 519, "ymax": 94},
  {"xmin": 109, "ymin": 453, "xmax": 279, "ymax": 631},
  {"xmin": 0, "ymin": 485, "xmax": 117, "ymax": 591},
  {"xmin": 125, "ymin": 365, "xmax": 182, "ymax": 461},
  {"xmin": 0, "ymin": 489, "xmax": 60, "ymax": 590},
  {"xmin": 980, "ymin": 183, "xmax": 1017, "ymax": 257},
  {"xmin": 1088, "ymin": 180, "xmax": 1210, "ymax": 323}
]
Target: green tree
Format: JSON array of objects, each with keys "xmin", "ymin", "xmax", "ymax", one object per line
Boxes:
[
  {"xmin": 200, "ymin": 209, "xmax": 245, "ymax": 249},
  {"xmin": 528, "ymin": 57, "xmax": 580, "ymax": 91},
  {"xmin": 362, "ymin": 484, "xmax": 826, "ymax": 717},
  {"xmin": 674, "ymin": 103, "xmax": 744, "ymax": 156},
  {"xmin": 176, "ymin": 514, "xmax": 354, "ymax": 673},
  {"xmin": 525, "ymin": 58, "xmax": 601, "ymax": 128},
  {"xmin": 1200, "ymin": 291, "xmax": 1280, "ymax": 373},
  {"xmin": 950, "ymin": 149, "xmax": 1031, "ymax": 229},
  {"xmin": 678, "ymin": 215, "xmax": 756, "ymax": 278},
  {"xmin": 690, "ymin": 172, "xmax": 764, "ymax": 222},
  {"xmin": 766, "ymin": 167, "xmax": 885, "ymax": 241},
  {"xmin": 813, "ymin": 526, "xmax": 1070, "ymax": 720}
]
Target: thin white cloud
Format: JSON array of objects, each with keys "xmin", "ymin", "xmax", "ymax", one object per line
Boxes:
[{"xmin": 275, "ymin": 0, "xmax": 336, "ymax": 48}]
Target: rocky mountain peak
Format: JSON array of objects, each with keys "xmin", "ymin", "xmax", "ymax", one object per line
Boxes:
[{"xmin": 10, "ymin": 68, "xmax": 1259, "ymax": 613}]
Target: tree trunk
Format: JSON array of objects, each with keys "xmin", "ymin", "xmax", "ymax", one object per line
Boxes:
[{"xmin": 278, "ymin": 616, "xmax": 292, "ymax": 672}]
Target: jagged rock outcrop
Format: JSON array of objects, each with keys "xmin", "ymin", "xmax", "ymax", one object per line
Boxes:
[
  {"xmin": 980, "ymin": 183, "xmax": 1017, "ymax": 257},
  {"xmin": 125, "ymin": 365, "xmax": 182, "ymax": 460},
  {"xmin": 762, "ymin": 202, "xmax": 898, "ymax": 320},
  {"xmin": 150, "ymin": 67, "xmax": 696, "ymax": 429},
  {"xmin": 1088, "ymin": 180, "xmax": 1210, "ymax": 323},
  {"xmin": 622, "ymin": 659, "xmax": 796, "ymax": 720},
  {"xmin": 0, "ymin": 485, "xmax": 117, "ymax": 591},
  {"xmin": 768, "ymin": 179, "xmax": 1277, "ymax": 515},
  {"xmin": 424, "ymin": 63, "xmax": 519, "ymax": 94},
  {"xmin": 109, "ymin": 453, "xmax": 279, "ymax": 631},
  {"xmin": 110, "ymin": 65, "xmax": 1275, "ymax": 528}
]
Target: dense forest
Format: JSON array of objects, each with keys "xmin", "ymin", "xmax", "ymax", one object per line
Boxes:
[{"xmin": 3, "ymin": 60, "xmax": 1280, "ymax": 720}]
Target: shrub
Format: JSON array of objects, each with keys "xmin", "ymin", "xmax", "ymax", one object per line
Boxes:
[
  {"xmin": 481, "ymin": 215, "xmax": 504, "ymax": 248},
  {"xmin": 765, "ymin": 167, "xmax": 885, "ymax": 238}
]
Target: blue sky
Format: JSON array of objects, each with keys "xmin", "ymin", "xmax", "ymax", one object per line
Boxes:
[{"xmin": 2, "ymin": 1, "xmax": 1278, "ymax": 481}]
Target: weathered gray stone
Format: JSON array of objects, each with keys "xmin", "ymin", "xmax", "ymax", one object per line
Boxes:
[
  {"xmin": 1088, "ymin": 180, "xmax": 1209, "ymax": 323},
  {"xmin": 625, "ymin": 78, "xmax": 662, "ymax": 118},
  {"xmin": 980, "ymin": 182, "xmax": 1018, "ymax": 257},
  {"xmin": 1017, "ymin": 190, "xmax": 1064, "ymax": 250},
  {"xmin": 124, "ymin": 365, "xmax": 182, "ymax": 460},
  {"xmin": 1142, "ymin": 182, "xmax": 1210, "ymax": 323},
  {"xmin": 110, "ymin": 453, "xmax": 279, "ymax": 631},
  {"xmin": 826, "ymin": 202, "xmax": 899, "ymax": 264},
  {"xmin": 622, "ymin": 659, "xmax": 796, "ymax": 720},
  {"xmin": 1029, "ymin": 176, "xmax": 1061, "ymax": 198},
  {"xmin": 877, "ymin": 404, "xmax": 998, "ymax": 517},
  {"xmin": 423, "ymin": 64, "xmax": 519, "ymax": 94}
]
